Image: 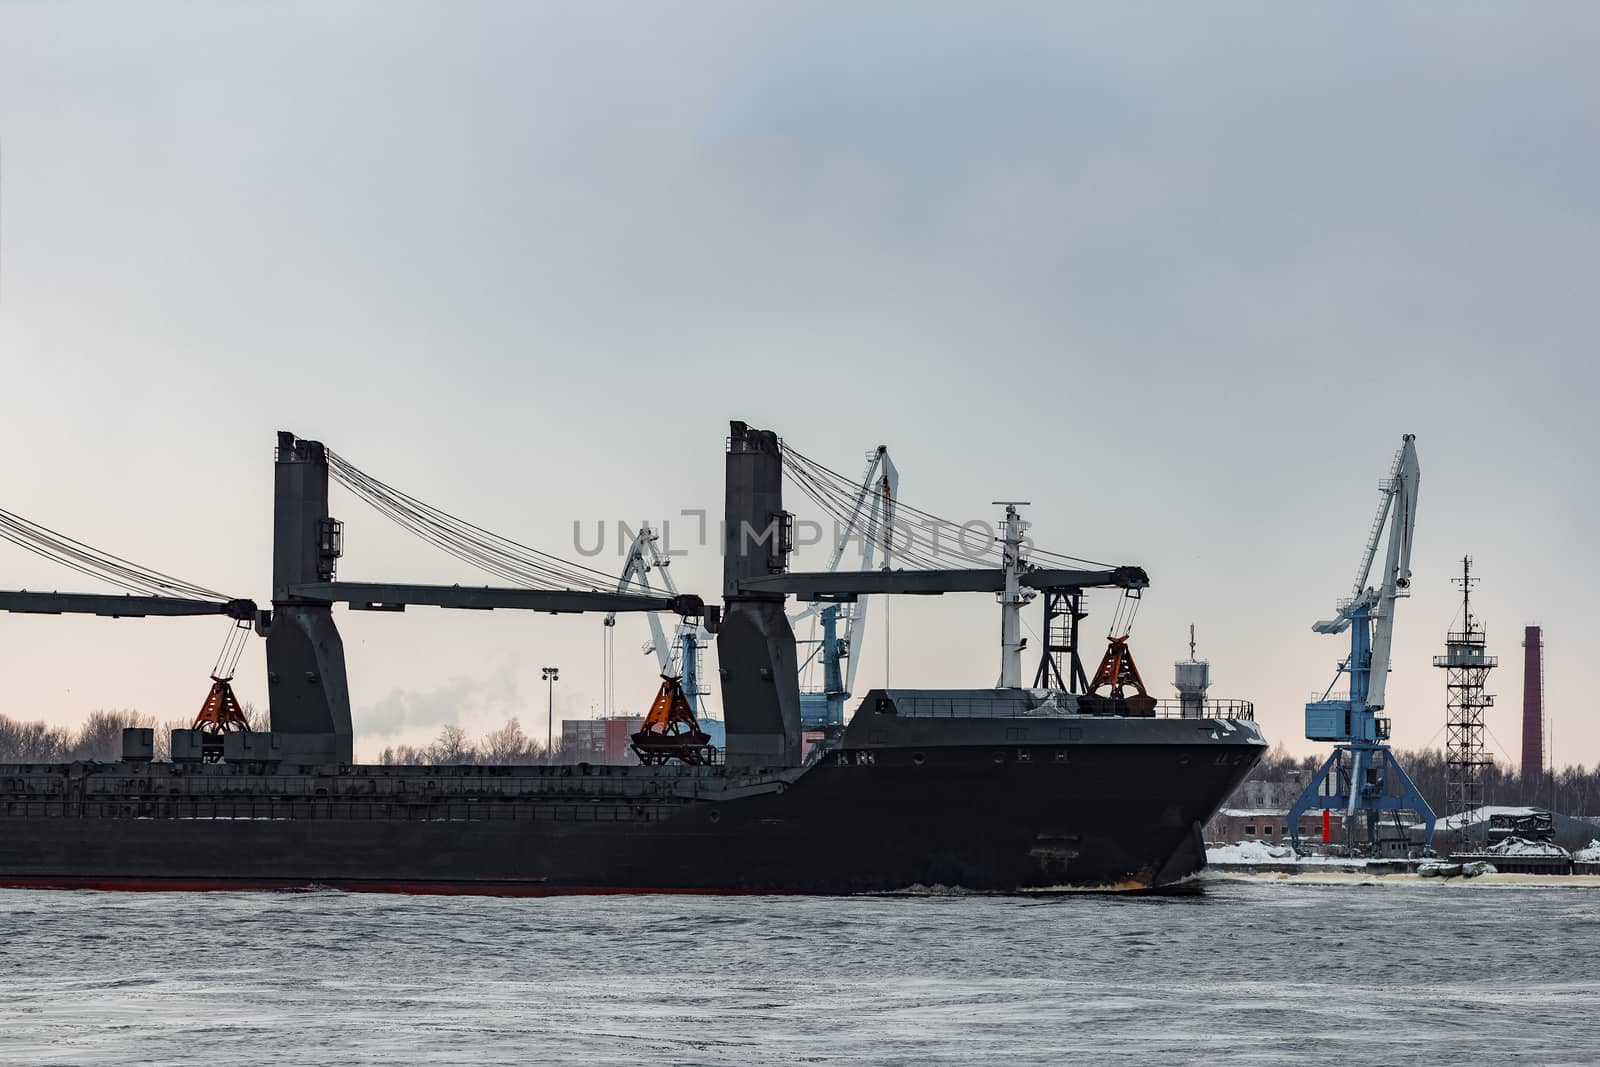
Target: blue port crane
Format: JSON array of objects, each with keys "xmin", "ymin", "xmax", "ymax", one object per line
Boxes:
[{"xmin": 1287, "ymin": 434, "xmax": 1437, "ymax": 855}]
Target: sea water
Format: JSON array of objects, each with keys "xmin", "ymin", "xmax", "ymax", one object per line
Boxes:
[{"xmin": 1, "ymin": 879, "xmax": 1595, "ymax": 1065}]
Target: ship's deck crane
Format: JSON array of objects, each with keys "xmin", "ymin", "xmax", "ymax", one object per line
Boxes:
[
  {"xmin": 2, "ymin": 439, "xmax": 708, "ymax": 766},
  {"xmin": 721, "ymin": 423, "xmax": 1154, "ymax": 768},
  {"xmin": 608, "ymin": 446, "xmax": 900, "ymax": 742},
  {"xmin": 766, "ymin": 443, "xmax": 1148, "ymax": 697},
  {"xmin": 0, "ymin": 504, "xmax": 263, "ymax": 760},
  {"xmin": 1287, "ymin": 434, "xmax": 1436, "ymax": 854},
  {"xmin": 278, "ymin": 434, "xmax": 707, "ymax": 762}
]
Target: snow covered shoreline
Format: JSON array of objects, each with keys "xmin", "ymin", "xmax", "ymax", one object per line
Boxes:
[
  {"xmin": 1201, "ymin": 868, "xmax": 1600, "ymax": 887},
  {"xmin": 1209, "ymin": 836, "xmax": 1600, "ymax": 867},
  {"xmin": 1204, "ymin": 839, "xmax": 1600, "ymax": 886},
  {"xmin": 1206, "ymin": 841, "xmax": 1369, "ymax": 865}
]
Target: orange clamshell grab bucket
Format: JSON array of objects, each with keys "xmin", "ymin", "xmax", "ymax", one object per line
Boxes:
[
  {"xmin": 194, "ymin": 676, "xmax": 250, "ymax": 734},
  {"xmin": 1086, "ymin": 635, "xmax": 1158, "ymax": 715},
  {"xmin": 630, "ymin": 676, "xmax": 713, "ymax": 765}
]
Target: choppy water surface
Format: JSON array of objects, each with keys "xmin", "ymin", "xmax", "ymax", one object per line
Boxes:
[{"xmin": 1, "ymin": 879, "xmax": 1595, "ymax": 1065}]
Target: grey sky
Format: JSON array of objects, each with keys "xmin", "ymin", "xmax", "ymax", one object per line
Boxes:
[{"xmin": 2, "ymin": 2, "xmax": 1596, "ymax": 766}]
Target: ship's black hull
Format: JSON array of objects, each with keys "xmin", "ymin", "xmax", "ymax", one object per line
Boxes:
[{"xmin": 0, "ymin": 719, "xmax": 1263, "ymax": 894}]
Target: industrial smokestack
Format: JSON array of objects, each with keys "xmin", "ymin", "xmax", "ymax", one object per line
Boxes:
[{"xmin": 1521, "ymin": 625, "xmax": 1544, "ymax": 784}]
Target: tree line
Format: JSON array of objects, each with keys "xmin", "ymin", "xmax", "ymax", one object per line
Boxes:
[
  {"xmin": 0, "ymin": 707, "xmax": 270, "ymax": 763},
  {"xmin": 0, "ymin": 710, "xmax": 554, "ymax": 766},
  {"xmin": 375, "ymin": 719, "xmax": 568, "ymax": 765}
]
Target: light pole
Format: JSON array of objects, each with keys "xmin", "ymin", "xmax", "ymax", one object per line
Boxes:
[{"xmin": 542, "ymin": 666, "xmax": 559, "ymax": 763}]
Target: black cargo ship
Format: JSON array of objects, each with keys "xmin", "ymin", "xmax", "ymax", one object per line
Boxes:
[
  {"xmin": 0, "ymin": 424, "xmax": 1264, "ymax": 894},
  {"xmin": 0, "ymin": 690, "xmax": 1261, "ymax": 893}
]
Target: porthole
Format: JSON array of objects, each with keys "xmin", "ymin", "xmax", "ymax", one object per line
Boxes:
[
  {"xmin": 911, "ymin": 752, "xmax": 926, "ymax": 766},
  {"xmin": 708, "ymin": 810, "xmax": 721, "ymax": 823}
]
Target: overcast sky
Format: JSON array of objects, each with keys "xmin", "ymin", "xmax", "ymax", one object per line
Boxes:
[{"xmin": 2, "ymin": 2, "xmax": 1596, "ymax": 768}]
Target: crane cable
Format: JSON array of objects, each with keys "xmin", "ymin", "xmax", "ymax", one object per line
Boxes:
[
  {"xmin": 782, "ymin": 446, "xmax": 1115, "ymax": 572},
  {"xmin": 785, "ymin": 446, "xmax": 996, "ymax": 567},
  {"xmin": 783, "ymin": 449, "xmax": 968, "ymax": 569},
  {"xmin": 0, "ymin": 503, "xmax": 258, "ymax": 686},
  {"xmin": 780, "ymin": 451, "xmax": 906, "ymax": 690},
  {"xmin": 324, "ymin": 449, "xmax": 624, "ymax": 592},
  {"xmin": 0, "ymin": 505, "xmax": 230, "ymax": 601},
  {"xmin": 1108, "ymin": 587, "xmax": 1142, "ymax": 640},
  {"xmin": 210, "ymin": 618, "xmax": 253, "ymax": 681},
  {"xmin": 783, "ymin": 451, "xmax": 962, "ymax": 571}
]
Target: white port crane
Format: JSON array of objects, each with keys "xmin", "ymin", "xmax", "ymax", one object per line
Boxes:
[
  {"xmin": 605, "ymin": 525, "xmax": 712, "ymax": 718},
  {"xmin": 789, "ymin": 445, "xmax": 898, "ymax": 728}
]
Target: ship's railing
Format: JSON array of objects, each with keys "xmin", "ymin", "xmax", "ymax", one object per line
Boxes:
[
  {"xmin": 0, "ymin": 797, "xmax": 686, "ymax": 823},
  {"xmin": 885, "ymin": 695, "xmax": 1254, "ymax": 721},
  {"xmin": 1150, "ymin": 699, "xmax": 1255, "ymax": 721}
]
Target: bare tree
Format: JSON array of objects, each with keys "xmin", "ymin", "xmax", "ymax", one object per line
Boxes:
[
  {"xmin": 152, "ymin": 717, "xmax": 190, "ymax": 762},
  {"xmin": 425, "ymin": 724, "xmax": 477, "ymax": 765},
  {"xmin": 244, "ymin": 703, "xmax": 271, "ymax": 732},
  {"xmin": 68, "ymin": 710, "xmax": 151, "ymax": 762},
  {"xmin": 0, "ymin": 716, "xmax": 73, "ymax": 763},
  {"xmin": 480, "ymin": 718, "xmax": 539, "ymax": 764}
]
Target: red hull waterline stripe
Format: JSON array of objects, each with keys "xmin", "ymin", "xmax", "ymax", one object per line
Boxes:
[{"xmin": 0, "ymin": 877, "xmax": 792, "ymax": 897}]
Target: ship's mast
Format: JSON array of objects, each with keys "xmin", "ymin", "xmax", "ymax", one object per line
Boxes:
[
  {"xmin": 1174, "ymin": 624, "xmax": 1211, "ymax": 719},
  {"xmin": 996, "ymin": 502, "xmax": 1032, "ymax": 688}
]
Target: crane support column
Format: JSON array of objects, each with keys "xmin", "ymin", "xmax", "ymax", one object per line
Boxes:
[
  {"xmin": 265, "ymin": 432, "xmax": 353, "ymax": 763},
  {"xmin": 718, "ymin": 422, "xmax": 802, "ymax": 769}
]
